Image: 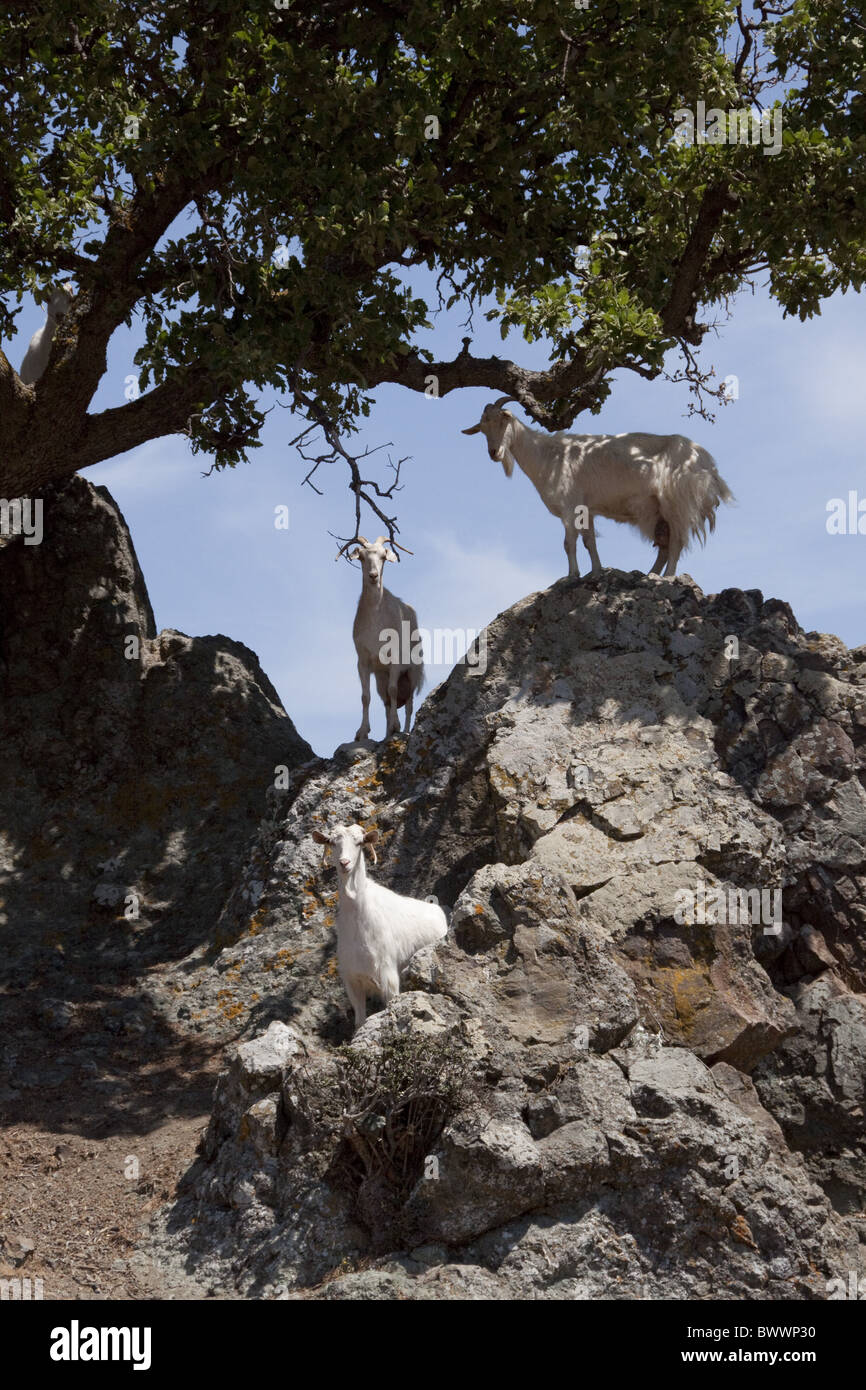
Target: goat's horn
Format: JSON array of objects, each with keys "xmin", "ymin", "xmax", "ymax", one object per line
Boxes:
[
  {"xmin": 357, "ymin": 535, "xmax": 370, "ymax": 546},
  {"xmin": 391, "ymin": 540, "xmax": 413, "ymax": 555},
  {"xmin": 463, "ymin": 395, "xmax": 516, "ymax": 435}
]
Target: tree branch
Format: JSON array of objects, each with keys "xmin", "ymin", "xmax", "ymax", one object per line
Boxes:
[
  {"xmin": 361, "ymin": 346, "xmax": 610, "ymax": 429},
  {"xmin": 70, "ymin": 367, "xmax": 216, "ymax": 472},
  {"xmin": 661, "ymin": 184, "xmax": 741, "ymax": 341}
]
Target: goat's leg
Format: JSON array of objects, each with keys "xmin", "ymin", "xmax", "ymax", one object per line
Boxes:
[
  {"xmin": 355, "ymin": 659, "xmax": 372, "ymax": 741},
  {"xmin": 385, "ymin": 670, "xmax": 401, "ymax": 737},
  {"xmin": 380, "ymin": 966, "xmax": 401, "ymax": 1007},
  {"xmin": 649, "ymin": 516, "xmax": 670, "ymax": 575},
  {"xmin": 663, "ymin": 538, "xmax": 683, "ymax": 577},
  {"xmin": 403, "ymin": 690, "xmax": 414, "ymax": 734},
  {"xmin": 563, "ymin": 519, "xmax": 580, "ymax": 580},
  {"xmin": 344, "ymin": 976, "xmax": 367, "ymax": 1032},
  {"xmin": 373, "ymin": 670, "xmax": 394, "ymax": 740},
  {"xmin": 581, "ymin": 514, "xmax": 603, "ymax": 577}
]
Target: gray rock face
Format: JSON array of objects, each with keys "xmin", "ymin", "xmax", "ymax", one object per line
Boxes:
[
  {"xmin": 0, "ymin": 478, "xmax": 312, "ymax": 1088},
  {"xmin": 151, "ymin": 570, "xmax": 866, "ymax": 1299}
]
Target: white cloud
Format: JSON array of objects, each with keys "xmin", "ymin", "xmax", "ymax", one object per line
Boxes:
[
  {"xmin": 422, "ymin": 533, "xmax": 554, "ymax": 628},
  {"xmin": 90, "ymin": 436, "xmax": 193, "ymax": 496},
  {"xmin": 793, "ymin": 330, "xmax": 866, "ymax": 428}
]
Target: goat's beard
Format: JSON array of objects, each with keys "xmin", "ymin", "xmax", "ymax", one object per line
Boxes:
[{"xmin": 495, "ymin": 422, "xmax": 515, "ymax": 476}]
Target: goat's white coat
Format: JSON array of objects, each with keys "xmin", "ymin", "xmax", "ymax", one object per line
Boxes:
[
  {"xmin": 463, "ymin": 403, "xmax": 733, "ymax": 578},
  {"xmin": 350, "ymin": 536, "xmax": 424, "ymax": 740},
  {"xmin": 19, "ymin": 284, "xmax": 75, "ymax": 385},
  {"xmin": 313, "ymin": 823, "xmax": 447, "ymax": 1030}
]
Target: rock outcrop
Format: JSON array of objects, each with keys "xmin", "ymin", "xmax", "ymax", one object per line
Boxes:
[
  {"xmin": 147, "ymin": 571, "xmax": 866, "ymax": 1299},
  {"xmin": 0, "ymin": 478, "xmax": 312, "ymax": 1110}
]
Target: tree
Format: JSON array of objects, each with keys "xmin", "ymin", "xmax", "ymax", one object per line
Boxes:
[{"xmin": 1, "ymin": 0, "xmax": 863, "ymax": 540}]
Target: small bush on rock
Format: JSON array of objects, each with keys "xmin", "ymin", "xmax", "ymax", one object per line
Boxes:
[{"xmin": 292, "ymin": 1033, "xmax": 466, "ymax": 1244}]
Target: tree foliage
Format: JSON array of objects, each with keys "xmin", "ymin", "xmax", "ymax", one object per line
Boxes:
[{"xmin": 0, "ymin": 0, "xmax": 863, "ymax": 527}]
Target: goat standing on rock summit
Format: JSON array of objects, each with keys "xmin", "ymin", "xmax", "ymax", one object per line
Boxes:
[
  {"xmin": 349, "ymin": 536, "xmax": 424, "ymax": 742},
  {"xmin": 312, "ymin": 823, "xmax": 447, "ymax": 1031},
  {"xmin": 463, "ymin": 398, "xmax": 733, "ymax": 579}
]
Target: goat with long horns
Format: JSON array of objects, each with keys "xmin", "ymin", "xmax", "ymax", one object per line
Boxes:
[{"xmin": 463, "ymin": 398, "xmax": 733, "ymax": 579}]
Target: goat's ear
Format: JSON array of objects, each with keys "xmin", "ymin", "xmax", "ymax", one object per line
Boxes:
[
  {"xmin": 363, "ymin": 829, "xmax": 379, "ymax": 845},
  {"xmin": 313, "ymin": 830, "xmax": 332, "ymax": 869},
  {"xmin": 462, "ymin": 422, "xmax": 482, "ymax": 435},
  {"xmin": 349, "ymin": 546, "xmax": 361, "ymax": 560},
  {"xmin": 384, "ymin": 549, "xmax": 397, "ymax": 563}
]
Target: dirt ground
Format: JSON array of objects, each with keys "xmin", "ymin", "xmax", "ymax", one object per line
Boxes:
[{"xmin": 0, "ymin": 1006, "xmax": 225, "ymax": 1300}]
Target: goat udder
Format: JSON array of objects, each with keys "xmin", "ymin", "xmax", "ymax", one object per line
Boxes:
[
  {"xmin": 395, "ymin": 670, "xmax": 412, "ymax": 708},
  {"xmin": 654, "ymin": 517, "xmax": 671, "ymax": 548}
]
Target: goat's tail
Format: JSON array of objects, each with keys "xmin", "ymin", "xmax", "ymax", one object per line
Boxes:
[{"xmin": 658, "ymin": 439, "xmax": 735, "ymax": 552}]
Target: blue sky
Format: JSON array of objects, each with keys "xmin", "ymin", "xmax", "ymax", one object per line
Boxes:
[{"xmin": 10, "ymin": 276, "xmax": 865, "ymax": 757}]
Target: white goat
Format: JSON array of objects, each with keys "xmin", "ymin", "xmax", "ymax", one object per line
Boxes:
[
  {"xmin": 312, "ymin": 823, "xmax": 447, "ymax": 1030},
  {"xmin": 349, "ymin": 536, "xmax": 424, "ymax": 741},
  {"xmin": 463, "ymin": 397, "xmax": 733, "ymax": 578},
  {"xmin": 19, "ymin": 283, "xmax": 75, "ymax": 385}
]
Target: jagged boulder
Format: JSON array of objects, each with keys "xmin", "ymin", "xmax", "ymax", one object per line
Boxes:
[
  {"xmin": 150, "ymin": 570, "xmax": 865, "ymax": 1299},
  {"xmin": 0, "ymin": 477, "xmax": 312, "ymax": 1095}
]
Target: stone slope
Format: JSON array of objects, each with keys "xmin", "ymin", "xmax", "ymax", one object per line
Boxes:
[
  {"xmin": 0, "ymin": 477, "xmax": 312, "ymax": 1115},
  {"xmin": 149, "ymin": 571, "xmax": 866, "ymax": 1299}
]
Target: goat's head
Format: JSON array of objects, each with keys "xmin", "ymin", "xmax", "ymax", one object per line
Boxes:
[
  {"xmin": 312, "ymin": 823, "xmax": 379, "ymax": 876},
  {"xmin": 45, "ymin": 283, "xmax": 75, "ymax": 322},
  {"xmin": 462, "ymin": 397, "xmax": 518, "ymax": 476},
  {"xmin": 350, "ymin": 535, "xmax": 397, "ymax": 591}
]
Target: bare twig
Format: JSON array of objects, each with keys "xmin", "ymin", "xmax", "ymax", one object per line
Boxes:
[{"xmin": 288, "ymin": 383, "xmax": 411, "ymax": 554}]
